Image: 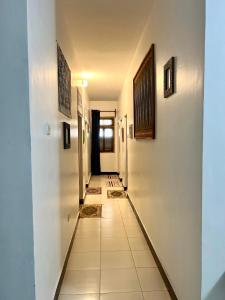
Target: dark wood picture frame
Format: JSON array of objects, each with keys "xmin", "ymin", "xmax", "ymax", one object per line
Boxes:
[
  {"xmin": 121, "ymin": 127, "xmax": 125, "ymax": 143},
  {"xmin": 164, "ymin": 57, "xmax": 175, "ymax": 98},
  {"xmin": 133, "ymin": 44, "xmax": 156, "ymax": 139},
  {"xmin": 63, "ymin": 122, "xmax": 71, "ymax": 149},
  {"xmin": 57, "ymin": 44, "xmax": 72, "ymax": 118},
  {"xmin": 128, "ymin": 124, "xmax": 134, "ymax": 139}
]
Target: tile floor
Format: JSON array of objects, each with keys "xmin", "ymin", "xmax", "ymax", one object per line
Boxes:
[{"xmin": 59, "ymin": 176, "xmax": 171, "ymax": 300}]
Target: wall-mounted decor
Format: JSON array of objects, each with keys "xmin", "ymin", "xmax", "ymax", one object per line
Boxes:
[
  {"xmin": 63, "ymin": 122, "xmax": 71, "ymax": 149},
  {"xmin": 128, "ymin": 124, "xmax": 134, "ymax": 139},
  {"xmin": 83, "ymin": 129, "xmax": 85, "ymax": 144},
  {"xmin": 57, "ymin": 44, "xmax": 72, "ymax": 118},
  {"xmin": 121, "ymin": 128, "xmax": 125, "ymax": 143},
  {"xmin": 77, "ymin": 88, "xmax": 83, "ymax": 116},
  {"xmin": 164, "ymin": 57, "xmax": 175, "ymax": 98},
  {"xmin": 133, "ymin": 44, "xmax": 156, "ymax": 139}
]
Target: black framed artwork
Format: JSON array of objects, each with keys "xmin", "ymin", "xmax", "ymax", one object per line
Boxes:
[
  {"xmin": 57, "ymin": 44, "xmax": 72, "ymax": 118},
  {"xmin": 164, "ymin": 57, "xmax": 175, "ymax": 98},
  {"xmin": 63, "ymin": 122, "xmax": 71, "ymax": 149},
  {"xmin": 133, "ymin": 44, "xmax": 156, "ymax": 139}
]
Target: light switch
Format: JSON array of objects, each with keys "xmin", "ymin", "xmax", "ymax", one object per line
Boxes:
[{"xmin": 43, "ymin": 123, "xmax": 51, "ymax": 136}]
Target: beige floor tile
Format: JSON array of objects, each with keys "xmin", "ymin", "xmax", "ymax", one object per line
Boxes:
[
  {"xmin": 85, "ymin": 199, "xmax": 103, "ymax": 205},
  {"xmin": 123, "ymin": 219, "xmax": 139, "ymax": 227},
  {"xmin": 76, "ymin": 227, "xmax": 100, "ymax": 238},
  {"xmin": 122, "ymin": 215, "xmax": 139, "ymax": 224},
  {"xmin": 78, "ymin": 219, "xmax": 100, "ymax": 229},
  {"xmin": 101, "ymin": 237, "xmax": 130, "ymax": 251},
  {"xmin": 137, "ymin": 268, "xmax": 166, "ymax": 292},
  {"xmin": 132, "ymin": 251, "xmax": 157, "ymax": 268},
  {"xmin": 101, "ymin": 215, "xmax": 122, "ymax": 222},
  {"xmin": 76, "ymin": 231, "xmax": 101, "ymax": 239},
  {"xmin": 101, "ymin": 251, "xmax": 134, "ymax": 269},
  {"xmin": 60, "ymin": 270, "xmax": 100, "ymax": 294},
  {"xmin": 67, "ymin": 252, "xmax": 100, "ymax": 270},
  {"xmin": 101, "ymin": 207, "xmax": 121, "ymax": 219},
  {"xmin": 128, "ymin": 237, "xmax": 148, "ymax": 251},
  {"xmin": 100, "ymin": 292, "xmax": 143, "ymax": 300},
  {"xmin": 125, "ymin": 225, "xmax": 143, "ymax": 237},
  {"xmin": 101, "ymin": 268, "xmax": 141, "ymax": 293},
  {"xmin": 101, "ymin": 226, "xmax": 126, "ymax": 237},
  {"xmin": 143, "ymin": 291, "xmax": 171, "ymax": 300},
  {"xmin": 59, "ymin": 294, "xmax": 99, "ymax": 300},
  {"xmin": 101, "ymin": 219, "xmax": 124, "ymax": 228},
  {"xmin": 72, "ymin": 237, "xmax": 100, "ymax": 252}
]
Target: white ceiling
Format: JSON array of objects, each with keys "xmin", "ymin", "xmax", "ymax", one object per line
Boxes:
[{"xmin": 56, "ymin": 0, "xmax": 152, "ymax": 100}]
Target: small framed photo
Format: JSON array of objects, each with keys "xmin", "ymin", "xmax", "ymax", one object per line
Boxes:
[
  {"xmin": 121, "ymin": 128, "xmax": 125, "ymax": 143},
  {"xmin": 164, "ymin": 57, "xmax": 175, "ymax": 98},
  {"xmin": 63, "ymin": 122, "xmax": 71, "ymax": 149},
  {"xmin": 128, "ymin": 124, "xmax": 134, "ymax": 139}
]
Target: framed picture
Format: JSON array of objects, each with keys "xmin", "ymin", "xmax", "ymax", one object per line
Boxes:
[
  {"xmin": 63, "ymin": 122, "xmax": 71, "ymax": 149},
  {"xmin": 57, "ymin": 44, "xmax": 72, "ymax": 118},
  {"xmin": 164, "ymin": 57, "xmax": 175, "ymax": 98},
  {"xmin": 121, "ymin": 128, "xmax": 125, "ymax": 143},
  {"xmin": 133, "ymin": 44, "xmax": 156, "ymax": 139},
  {"xmin": 128, "ymin": 124, "xmax": 134, "ymax": 139},
  {"xmin": 77, "ymin": 88, "xmax": 83, "ymax": 116}
]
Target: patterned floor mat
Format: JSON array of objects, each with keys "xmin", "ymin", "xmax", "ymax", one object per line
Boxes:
[
  {"xmin": 106, "ymin": 179, "xmax": 123, "ymax": 187},
  {"xmin": 86, "ymin": 187, "xmax": 102, "ymax": 195},
  {"xmin": 107, "ymin": 175, "xmax": 119, "ymax": 179},
  {"xmin": 107, "ymin": 190, "xmax": 127, "ymax": 198},
  {"xmin": 79, "ymin": 204, "xmax": 102, "ymax": 218}
]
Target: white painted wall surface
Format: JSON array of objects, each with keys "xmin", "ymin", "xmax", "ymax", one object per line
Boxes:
[
  {"xmin": 0, "ymin": 1, "xmax": 35, "ymax": 299},
  {"xmin": 89, "ymin": 101, "xmax": 118, "ymax": 173},
  {"xmin": 27, "ymin": 0, "xmax": 81, "ymax": 298},
  {"xmin": 81, "ymin": 89, "xmax": 91, "ymax": 189},
  {"xmin": 119, "ymin": 0, "xmax": 205, "ymax": 299},
  {"xmin": 202, "ymin": 1, "xmax": 225, "ymax": 299},
  {"xmin": 77, "ymin": 88, "xmax": 90, "ymax": 199}
]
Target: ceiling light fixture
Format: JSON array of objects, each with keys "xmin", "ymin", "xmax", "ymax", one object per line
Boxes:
[
  {"xmin": 73, "ymin": 79, "xmax": 89, "ymax": 88},
  {"xmin": 81, "ymin": 72, "xmax": 94, "ymax": 80}
]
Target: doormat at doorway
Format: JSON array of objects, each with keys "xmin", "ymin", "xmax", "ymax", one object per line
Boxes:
[
  {"xmin": 107, "ymin": 190, "xmax": 127, "ymax": 198},
  {"xmin": 106, "ymin": 179, "xmax": 123, "ymax": 187},
  {"xmin": 107, "ymin": 175, "xmax": 119, "ymax": 179},
  {"xmin": 86, "ymin": 187, "xmax": 102, "ymax": 195},
  {"xmin": 79, "ymin": 204, "xmax": 102, "ymax": 218}
]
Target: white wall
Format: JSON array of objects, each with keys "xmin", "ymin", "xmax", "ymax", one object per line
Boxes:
[
  {"xmin": 0, "ymin": 1, "xmax": 35, "ymax": 299},
  {"xmin": 89, "ymin": 101, "xmax": 118, "ymax": 173},
  {"xmin": 119, "ymin": 0, "xmax": 205, "ymax": 299},
  {"xmin": 80, "ymin": 88, "xmax": 91, "ymax": 196},
  {"xmin": 202, "ymin": 1, "xmax": 225, "ymax": 299},
  {"xmin": 27, "ymin": 0, "xmax": 83, "ymax": 298},
  {"xmin": 82, "ymin": 92, "xmax": 91, "ymax": 186}
]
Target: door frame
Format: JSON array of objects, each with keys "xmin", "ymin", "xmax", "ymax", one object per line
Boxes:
[{"xmin": 78, "ymin": 112, "xmax": 84, "ymax": 204}]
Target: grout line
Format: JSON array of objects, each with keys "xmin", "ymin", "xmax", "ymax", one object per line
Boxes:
[{"xmin": 117, "ymin": 197, "xmax": 143, "ymax": 296}]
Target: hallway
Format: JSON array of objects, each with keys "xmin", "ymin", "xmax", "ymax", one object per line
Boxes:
[
  {"xmin": 59, "ymin": 176, "xmax": 170, "ymax": 300},
  {"xmin": 2, "ymin": 0, "xmax": 225, "ymax": 299}
]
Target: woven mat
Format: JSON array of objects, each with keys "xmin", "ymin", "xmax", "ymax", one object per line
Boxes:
[
  {"xmin": 107, "ymin": 190, "xmax": 127, "ymax": 198},
  {"xmin": 107, "ymin": 175, "xmax": 119, "ymax": 179},
  {"xmin": 86, "ymin": 187, "xmax": 102, "ymax": 195},
  {"xmin": 106, "ymin": 179, "xmax": 122, "ymax": 187},
  {"xmin": 79, "ymin": 204, "xmax": 102, "ymax": 218}
]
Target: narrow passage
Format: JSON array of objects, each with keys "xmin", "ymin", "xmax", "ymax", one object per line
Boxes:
[{"xmin": 59, "ymin": 175, "xmax": 170, "ymax": 300}]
